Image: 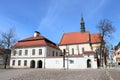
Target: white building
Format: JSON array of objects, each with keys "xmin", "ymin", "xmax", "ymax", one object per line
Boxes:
[
  {"xmin": 115, "ymin": 42, "xmax": 120, "ymax": 65},
  {"xmin": 58, "ymin": 17, "xmax": 102, "ymax": 69},
  {"xmin": 10, "ymin": 31, "xmax": 61, "ymax": 68},
  {"xmin": 10, "ymin": 17, "xmax": 102, "ymax": 69}
]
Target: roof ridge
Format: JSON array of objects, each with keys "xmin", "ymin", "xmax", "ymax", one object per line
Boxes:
[
  {"xmin": 19, "ymin": 35, "xmax": 45, "ymax": 42},
  {"xmin": 63, "ymin": 31, "xmax": 89, "ymax": 35}
]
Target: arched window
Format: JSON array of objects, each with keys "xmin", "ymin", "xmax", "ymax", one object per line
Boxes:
[
  {"xmin": 30, "ymin": 60, "xmax": 35, "ymax": 68},
  {"xmin": 37, "ymin": 60, "xmax": 42, "ymax": 68}
]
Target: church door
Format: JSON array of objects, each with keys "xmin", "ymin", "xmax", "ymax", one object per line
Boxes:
[{"xmin": 87, "ymin": 59, "xmax": 91, "ymax": 68}]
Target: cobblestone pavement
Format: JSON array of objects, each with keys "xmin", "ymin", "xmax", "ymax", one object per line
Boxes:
[
  {"xmin": 108, "ymin": 69, "xmax": 120, "ymax": 80},
  {"xmin": 0, "ymin": 69, "xmax": 120, "ymax": 80}
]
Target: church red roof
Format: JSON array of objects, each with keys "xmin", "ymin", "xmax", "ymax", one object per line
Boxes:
[
  {"xmin": 90, "ymin": 33, "xmax": 102, "ymax": 43},
  {"xmin": 12, "ymin": 34, "xmax": 59, "ymax": 49},
  {"xmin": 59, "ymin": 31, "xmax": 101, "ymax": 45}
]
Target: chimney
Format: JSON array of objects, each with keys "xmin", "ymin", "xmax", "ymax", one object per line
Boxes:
[{"xmin": 34, "ymin": 31, "xmax": 40, "ymax": 37}]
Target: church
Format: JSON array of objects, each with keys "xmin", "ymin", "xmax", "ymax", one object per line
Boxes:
[{"xmin": 10, "ymin": 17, "xmax": 102, "ymax": 69}]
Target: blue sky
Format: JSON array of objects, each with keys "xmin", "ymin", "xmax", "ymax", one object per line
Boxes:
[{"xmin": 0, "ymin": 0, "xmax": 119, "ymax": 46}]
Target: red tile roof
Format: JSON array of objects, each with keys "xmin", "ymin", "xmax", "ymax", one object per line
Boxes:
[
  {"xmin": 59, "ymin": 31, "xmax": 101, "ymax": 45},
  {"xmin": 90, "ymin": 33, "xmax": 102, "ymax": 43},
  {"xmin": 59, "ymin": 32, "xmax": 90, "ymax": 45},
  {"xmin": 0, "ymin": 49, "xmax": 11, "ymax": 54},
  {"xmin": 12, "ymin": 34, "xmax": 60, "ymax": 49}
]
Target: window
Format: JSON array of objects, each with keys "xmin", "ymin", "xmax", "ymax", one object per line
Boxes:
[
  {"xmin": 88, "ymin": 54, "xmax": 90, "ymax": 57},
  {"xmin": 56, "ymin": 52, "xmax": 58, "ymax": 56},
  {"xmin": 53, "ymin": 51, "xmax": 55, "ymax": 56},
  {"xmin": 70, "ymin": 60, "xmax": 74, "ymax": 64},
  {"xmin": 118, "ymin": 52, "xmax": 120, "ymax": 55},
  {"xmin": 82, "ymin": 48, "xmax": 84, "ymax": 53},
  {"xmin": 19, "ymin": 50, "xmax": 22, "ymax": 56},
  {"xmin": 25, "ymin": 50, "xmax": 28, "ymax": 55},
  {"xmin": 18, "ymin": 60, "xmax": 21, "ymax": 66},
  {"xmin": 94, "ymin": 54, "xmax": 97, "ymax": 58},
  {"xmin": 63, "ymin": 49, "xmax": 66, "ymax": 53},
  {"xmin": 39, "ymin": 49, "xmax": 42, "ymax": 55},
  {"xmin": 32, "ymin": 49, "xmax": 35, "ymax": 55},
  {"xmin": 12, "ymin": 60, "xmax": 15, "ymax": 66},
  {"xmin": 13, "ymin": 50, "xmax": 16, "ymax": 56},
  {"xmin": 24, "ymin": 60, "xmax": 27, "ymax": 66},
  {"xmin": 63, "ymin": 49, "xmax": 66, "ymax": 55},
  {"xmin": 72, "ymin": 48, "xmax": 74, "ymax": 55}
]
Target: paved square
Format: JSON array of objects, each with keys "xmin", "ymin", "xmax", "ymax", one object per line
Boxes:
[{"xmin": 0, "ymin": 69, "xmax": 120, "ymax": 80}]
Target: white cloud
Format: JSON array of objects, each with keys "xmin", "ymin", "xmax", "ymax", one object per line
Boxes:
[{"xmin": 38, "ymin": 1, "xmax": 59, "ymax": 29}]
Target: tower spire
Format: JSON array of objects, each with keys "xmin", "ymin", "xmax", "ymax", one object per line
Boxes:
[{"xmin": 80, "ymin": 16, "xmax": 85, "ymax": 32}]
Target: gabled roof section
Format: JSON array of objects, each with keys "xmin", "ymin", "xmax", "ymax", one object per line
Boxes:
[
  {"xmin": 0, "ymin": 49, "xmax": 11, "ymax": 54},
  {"xmin": 115, "ymin": 42, "xmax": 120, "ymax": 50},
  {"xmin": 59, "ymin": 31, "xmax": 102, "ymax": 45},
  {"xmin": 19, "ymin": 35, "xmax": 44, "ymax": 42},
  {"xmin": 12, "ymin": 34, "xmax": 59, "ymax": 49},
  {"xmin": 90, "ymin": 33, "xmax": 102, "ymax": 44},
  {"xmin": 59, "ymin": 31, "xmax": 90, "ymax": 45}
]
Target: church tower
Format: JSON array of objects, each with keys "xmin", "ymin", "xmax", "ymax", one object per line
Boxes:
[{"xmin": 80, "ymin": 16, "xmax": 85, "ymax": 32}]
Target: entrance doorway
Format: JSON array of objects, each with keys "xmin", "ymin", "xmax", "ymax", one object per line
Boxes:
[
  {"xmin": 30, "ymin": 60, "xmax": 35, "ymax": 68},
  {"xmin": 87, "ymin": 59, "xmax": 91, "ymax": 68},
  {"xmin": 37, "ymin": 60, "xmax": 42, "ymax": 68},
  {"xmin": 118, "ymin": 62, "xmax": 120, "ymax": 65}
]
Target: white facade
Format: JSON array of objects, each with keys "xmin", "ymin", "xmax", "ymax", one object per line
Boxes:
[
  {"xmin": 45, "ymin": 55, "xmax": 97, "ymax": 69},
  {"xmin": 10, "ymin": 46, "xmax": 61, "ymax": 68},
  {"xmin": 10, "ymin": 31, "xmax": 99, "ymax": 69},
  {"xmin": 10, "ymin": 43, "xmax": 98, "ymax": 69},
  {"xmin": 115, "ymin": 47, "xmax": 120, "ymax": 65},
  {"xmin": 59, "ymin": 43, "xmax": 92, "ymax": 55},
  {"xmin": 58, "ymin": 43, "xmax": 97, "ymax": 69},
  {"xmin": 10, "ymin": 44, "xmax": 97, "ymax": 69}
]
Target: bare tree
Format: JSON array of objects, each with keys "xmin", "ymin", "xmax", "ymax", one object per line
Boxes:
[
  {"xmin": 96, "ymin": 19, "xmax": 115, "ymax": 67},
  {"xmin": 0, "ymin": 28, "xmax": 17, "ymax": 69},
  {"xmin": 0, "ymin": 39, "xmax": 5, "ymax": 48}
]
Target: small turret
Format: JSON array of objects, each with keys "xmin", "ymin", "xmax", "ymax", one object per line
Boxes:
[{"xmin": 34, "ymin": 31, "xmax": 40, "ymax": 37}]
